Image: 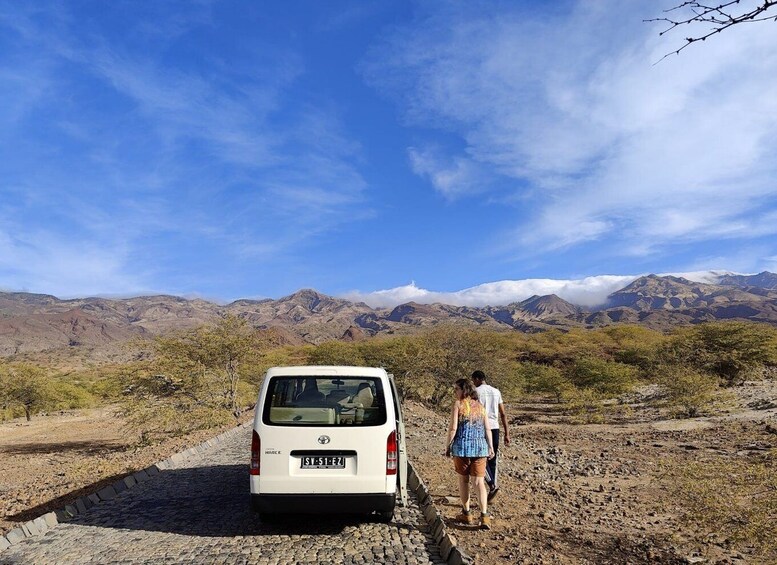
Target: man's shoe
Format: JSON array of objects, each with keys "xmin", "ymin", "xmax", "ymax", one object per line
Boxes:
[
  {"xmin": 481, "ymin": 513, "xmax": 492, "ymax": 530},
  {"xmin": 455, "ymin": 511, "xmax": 474, "ymax": 525},
  {"xmin": 487, "ymin": 486, "xmax": 499, "ymax": 502}
]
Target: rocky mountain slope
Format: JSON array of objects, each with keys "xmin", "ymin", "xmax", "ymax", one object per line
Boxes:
[
  {"xmin": 1, "ymin": 272, "xmax": 776, "ymax": 358},
  {"xmin": 718, "ymin": 271, "xmax": 777, "ymax": 289}
]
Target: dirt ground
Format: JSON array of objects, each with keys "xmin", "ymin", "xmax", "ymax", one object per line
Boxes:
[
  {"xmin": 404, "ymin": 381, "xmax": 777, "ymax": 564},
  {"xmin": 1, "ymin": 383, "xmax": 775, "ymax": 564},
  {"xmin": 0, "ymin": 408, "xmax": 252, "ymax": 535}
]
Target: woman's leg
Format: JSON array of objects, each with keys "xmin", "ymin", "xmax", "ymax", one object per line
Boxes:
[
  {"xmin": 458, "ymin": 473, "xmax": 471, "ymax": 511},
  {"xmin": 473, "ymin": 475, "xmax": 488, "ymax": 515}
]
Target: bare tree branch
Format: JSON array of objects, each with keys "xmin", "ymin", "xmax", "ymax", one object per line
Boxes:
[{"xmin": 646, "ymin": 1, "xmax": 777, "ymax": 63}]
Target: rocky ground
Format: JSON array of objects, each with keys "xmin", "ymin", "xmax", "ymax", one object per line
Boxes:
[
  {"xmin": 404, "ymin": 380, "xmax": 777, "ymax": 564},
  {"xmin": 1, "ymin": 382, "xmax": 775, "ymax": 563}
]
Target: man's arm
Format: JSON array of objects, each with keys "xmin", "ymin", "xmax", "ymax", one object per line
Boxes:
[{"xmin": 498, "ymin": 402, "xmax": 510, "ymax": 445}]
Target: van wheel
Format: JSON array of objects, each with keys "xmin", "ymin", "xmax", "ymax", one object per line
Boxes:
[
  {"xmin": 258, "ymin": 513, "xmax": 276, "ymax": 524},
  {"xmin": 375, "ymin": 510, "xmax": 393, "ymax": 523}
]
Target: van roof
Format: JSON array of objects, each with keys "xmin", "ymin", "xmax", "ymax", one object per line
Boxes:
[{"xmin": 265, "ymin": 366, "xmax": 389, "ymax": 378}]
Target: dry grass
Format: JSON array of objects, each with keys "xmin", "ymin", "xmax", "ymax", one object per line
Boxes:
[{"xmin": 669, "ymin": 451, "xmax": 777, "ymax": 558}]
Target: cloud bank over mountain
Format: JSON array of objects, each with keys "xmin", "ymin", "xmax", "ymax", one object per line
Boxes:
[{"xmin": 344, "ymin": 270, "xmax": 738, "ymax": 309}]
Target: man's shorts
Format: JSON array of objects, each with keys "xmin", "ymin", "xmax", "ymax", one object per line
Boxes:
[{"xmin": 453, "ymin": 456, "xmax": 487, "ymax": 477}]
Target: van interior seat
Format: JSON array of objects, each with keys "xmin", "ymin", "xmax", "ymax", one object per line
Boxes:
[
  {"xmin": 354, "ymin": 386, "xmax": 374, "ymax": 408},
  {"xmin": 270, "ymin": 407, "xmax": 336, "ymax": 424},
  {"xmin": 326, "ymin": 389, "xmax": 350, "ymax": 404}
]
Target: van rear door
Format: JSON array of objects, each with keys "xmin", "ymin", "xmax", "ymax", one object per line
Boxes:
[
  {"xmin": 259, "ymin": 374, "xmax": 393, "ymax": 495},
  {"xmin": 388, "ymin": 373, "xmax": 408, "ymax": 507}
]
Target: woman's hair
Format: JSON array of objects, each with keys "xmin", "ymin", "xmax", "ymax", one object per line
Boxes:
[{"xmin": 454, "ymin": 378, "xmax": 479, "ymax": 401}]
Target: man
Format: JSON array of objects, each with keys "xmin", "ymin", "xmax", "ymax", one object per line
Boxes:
[{"xmin": 472, "ymin": 370, "xmax": 510, "ymax": 501}]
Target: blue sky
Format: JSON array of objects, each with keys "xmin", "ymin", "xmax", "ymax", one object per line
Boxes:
[{"xmin": 2, "ymin": 1, "xmax": 777, "ymax": 307}]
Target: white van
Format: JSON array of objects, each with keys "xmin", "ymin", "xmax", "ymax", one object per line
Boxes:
[{"xmin": 250, "ymin": 366, "xmax": 407, "ymax": 521}]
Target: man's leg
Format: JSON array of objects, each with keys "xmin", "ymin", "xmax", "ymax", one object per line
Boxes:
[{"xmin": 486, "ymin": 429, "xmax": 500, "ymax": 489}]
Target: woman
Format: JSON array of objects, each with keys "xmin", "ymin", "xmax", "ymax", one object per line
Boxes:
[{"xmin": 445, "ymin": 377, "xmax": 495, "ymax": 529}]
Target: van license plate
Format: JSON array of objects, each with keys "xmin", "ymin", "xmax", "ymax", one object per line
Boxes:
[{"xmin": 301, "ymin": 456, "xmax": 345, "ymax": 469}]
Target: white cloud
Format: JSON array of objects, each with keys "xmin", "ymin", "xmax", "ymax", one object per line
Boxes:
[
  {"xmin": 83, "ymin": 52, "xmax": 371, "ymax": 255},
  {"xmin": 0, "ymin": 3, "xmax": 371, "ymax": 295},
  {"xmin": 0, "ymin": 229, "xmax": 147, "ymax": 298},
  {"xmin": 343, "ymin": 269, "xmax": 754, "ymax": 309},
  {"xmin": 665, "ymin": 270, "xmax": 738, "ymax": 285},
  {"xmin": 366, "ymin": 1, "xmax": 777, "ymax": 258},
  {"xmin": 408, "ymin": 146, "xmax": 486, "ymax": 199},
  {"xmin": 344, "ymin": 275, "xmax": 639, "ymax": 308}
]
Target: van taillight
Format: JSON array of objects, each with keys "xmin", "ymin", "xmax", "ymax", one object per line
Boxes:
[
  {"xmin": 250, "ymin": 430, "xmax": 261, "ymax": 476},
  {"xmin": 386, "ymin": 430, "xmax": 398, "ymax": 475}
]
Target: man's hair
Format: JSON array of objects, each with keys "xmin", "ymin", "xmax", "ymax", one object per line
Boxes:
[{"xmin": 471, "ymin": 370, "xmax": 486, "ymax": 382}]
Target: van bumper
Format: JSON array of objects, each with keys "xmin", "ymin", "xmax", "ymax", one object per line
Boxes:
[{"xmin": 251, "ymin": 493, "xmax": 395, "ymax": 514}]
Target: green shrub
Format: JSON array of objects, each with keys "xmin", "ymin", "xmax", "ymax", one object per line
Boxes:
[
  {"xmin": 88, "ymin": 375, "xmax": 126, "ymax": 401},
  {"xmin": 0, "ymin": 363, "xmax": 56, "ymax": 421},
  {"xmin": 120, "ymin": 315, "xmax": 275, "ymax": 442},
  {"xmin": 566, "ymin": 357, "xmax": 637, "ymax": 396},
  {"xmin": 124, "ymin": 400, "xmax": 234, "ymax": 443},
  {"xmin": 520, "ymin": 329, "xmax": 609, "ymax": 366},
  {"xmin": 663, "ymin": 321, "xmax": 777, "ymax": 386},
  {"xmin": 48, "ymin": 378, "xmax": 97, "ymax": 411},
  {"xmin": 604, "ymin": 325, "xmax": 666, "ymax": 370},
  {"xmin": 657, "ymin": 365, "xmax": 719, "ymax": 417},
  {"xmin": 518, "ymin": 362, "xmax": 572, "ymax": 402},
  {"xmin": 306, "ymin": 341, "xmax": 366, "ymax": 366},
  {"xmin": 354, "ymin": 326, "xmax": 512, "ymax": 406}
]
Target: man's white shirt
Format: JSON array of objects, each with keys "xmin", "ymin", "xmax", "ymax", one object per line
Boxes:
[{"xmin": 475, "ymin": 383, "xmax": 502, "ymax": 430}]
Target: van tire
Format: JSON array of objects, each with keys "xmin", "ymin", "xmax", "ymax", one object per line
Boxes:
[
  {"xmin": 258, "ymin": 512, "xmax": 276, "ymax": 524},
  {"xmin": 375, "ymin": 509, "xmax": 393, "ymax": 523}
]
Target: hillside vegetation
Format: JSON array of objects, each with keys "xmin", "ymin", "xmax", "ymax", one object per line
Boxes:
[
  {"xmin": 3, "ymin": 319, "xmax": 776, "ymax": 430},
  {"xmin": 2, "ymin": 318, "xmax": 776, "ymax": 559}
]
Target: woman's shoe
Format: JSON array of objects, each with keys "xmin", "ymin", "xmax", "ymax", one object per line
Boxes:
[
  {"xmin": 480, "ymin": 513, "xmax": 492, "ymax": 529},
  {"xmin": 455, "ymin": 511, "xmax": 474, "ymax": 525}
]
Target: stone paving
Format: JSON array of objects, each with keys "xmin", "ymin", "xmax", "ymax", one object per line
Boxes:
[{"xmin": 0, "ymin": 428, "xmax": 445, "ymax": 564}]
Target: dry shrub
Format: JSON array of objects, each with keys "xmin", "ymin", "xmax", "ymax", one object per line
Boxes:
[
  {"xmin": 562, "ymin": 388, "xmax": 605, "ymax": 424},
  {"xmin": 670, "ymin": 452, "xmax": 777, "ymax": 558},
  {"xmin": 124, "ymin": 399, "xmax": 234, "ymax": 445}
]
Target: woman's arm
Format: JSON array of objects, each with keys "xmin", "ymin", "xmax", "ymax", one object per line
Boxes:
[{"xmin": 445, "ymin": 401, "xmax": 459, "ymax": 456}]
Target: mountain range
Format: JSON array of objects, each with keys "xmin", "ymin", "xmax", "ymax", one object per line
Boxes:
[{"xmin": 2, "ymin": 272, "xmax": 777, "ymax": 361}]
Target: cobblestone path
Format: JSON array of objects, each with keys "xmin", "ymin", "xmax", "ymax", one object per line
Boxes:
[{"xmin": 1, "ymin": 428, "xmax": 444, "ymax": 564}]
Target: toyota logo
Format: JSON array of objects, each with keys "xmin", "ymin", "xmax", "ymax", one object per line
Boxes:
[{"xmin": 317, "ymin": 435, "xmax": 331, "ymax": 445}]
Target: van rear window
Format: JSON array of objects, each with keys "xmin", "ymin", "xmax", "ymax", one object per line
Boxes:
[{"xmin": 262, "ymin": 376, "xmax": 387, "ymax": 426}]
